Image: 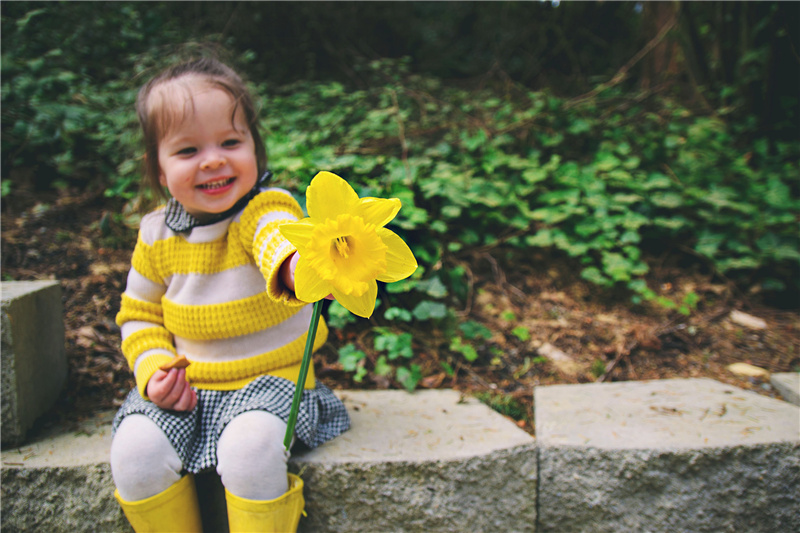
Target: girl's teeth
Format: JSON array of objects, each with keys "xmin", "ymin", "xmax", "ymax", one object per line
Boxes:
[{"xmin": 200, "ymin": 178, "xmax": 233, "ymax": 190}]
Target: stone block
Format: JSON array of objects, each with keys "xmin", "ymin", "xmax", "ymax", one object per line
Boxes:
[
  {"xmin": 1, "ymin": 281, "xmax": 67, "ymax": 447},
  {"xmin": 535, "ymin": 378, "xmax": 800, "ymax": 533},
  {"xmin": 293, "ymin": 390, "xmax": 537, "ymax": 533},
  {"xmin": 2, "ymin": 390, "xmax": 537, "ymax": 532},
  {"xmin": 771, "ymin": 372, "xmax": 800, "ymax": 407}
]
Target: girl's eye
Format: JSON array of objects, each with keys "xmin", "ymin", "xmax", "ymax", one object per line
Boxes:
[
  {"xmin": 176, "ymin": 147, "xmax": 197, "ymax": 156},
  {"xmin": 222, "ymin": 139, "xmax": 241, "ymax": 148}
]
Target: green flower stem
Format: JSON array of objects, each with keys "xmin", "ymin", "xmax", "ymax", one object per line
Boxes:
[{"xmin": 284, "ymin": 299, "xmax": 324, "ymax": 451}]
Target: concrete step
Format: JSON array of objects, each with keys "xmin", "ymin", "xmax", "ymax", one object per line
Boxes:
[
  {"xmin": 3, "ymin": 379, "xmax": 798, "ymax": 532},
  {"xmin": 1, "ymin": 390, "xmax": 536, "ymax": 533},
  {"xmin": 535, "ymin": 377, "xmax": 800, "ymax": 533}
]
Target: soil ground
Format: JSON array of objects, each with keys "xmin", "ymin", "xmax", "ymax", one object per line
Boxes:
[{"xmin": 3, "ymin": 187, "xmax": 798, "ymax": 436}]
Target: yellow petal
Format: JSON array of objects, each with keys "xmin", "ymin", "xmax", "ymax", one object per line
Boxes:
[
  {"xmin": 332, "ymin": 280, "xmax": 378, "ymax": 318},
  {"xmin": 355, "ymin": 197, "xmax": 401, "ymax": 227},
  {"xmin": 375, "ymin": 227, "xmax": 418, "ymax": 283},
  {"xmin": 306, "ymin": 172, "xmax": 359, "ymax": 221},
  {"xmin": 294, "ymin": 258, "xmax": 334, "ymax": 303},
  {"xmin": 279, "ymin": 219, "xmax": 315, "ymax": 254}
]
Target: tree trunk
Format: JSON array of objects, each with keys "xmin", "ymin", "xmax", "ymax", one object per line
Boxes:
[{"xmin": 640, "ymin": 1, "xmax": 681, "ymax": 90}]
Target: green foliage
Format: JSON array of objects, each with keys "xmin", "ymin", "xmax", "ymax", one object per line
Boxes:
[
  {"xmin": 395, "ymin": 364, "xmax": 423, "ymax": 392},
  {"xmin": 3, "ymin": 2, "xmax": 798, "ymax": 393},
  {"xmin": 292, "ymin": 61, "xmax": 796, "ymax": 387},
  {"xmin": 511, "ymin": 327, "xmax": 531, "ymax": 342},
  {"xmin": 500, "ymin": 311, "xmax": 518, "ymax": 322},
  {"xmin": 590, "ymin": 359, "xmax": 607, "ymax": 378},
  {"xmin": 475, "ymin": 391, "xmax": 528, "ymax": 422},
  {"xmin": 411, "ymin": 300, "xmax": 448, "ymax": 321},
  {"xmin": 2, "ymin": 4, "xmax": 152, "ymax": 192},
  {"xmin": 338, "ymin": 343, "xmax": 367, "ymax": 383},
  {"xmin": 459, "ymin": 320, "xmax": 493, "ymax": 341},
  {"xmin": 450, "ymin": 337, "xmax": 479, "ymax": 363},
  {"xmin": 384, "ymin": 307, "xmax": 413, "ymax": 322},
  {"xmin": 679, "ymin": 292, "xmax": 701, "ymax": 317},
  {"xmin": 326, "ymin": 301, "xmax": 359, "ymax": 329},
  {"xmin": 373, "ymin": 329, "xmax": 414, "ymax": 360}
]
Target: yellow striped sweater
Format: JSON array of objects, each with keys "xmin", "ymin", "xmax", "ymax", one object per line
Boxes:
[{"xmin": 116, "ymin": 188, "xmax": 327, "ymax": 399}]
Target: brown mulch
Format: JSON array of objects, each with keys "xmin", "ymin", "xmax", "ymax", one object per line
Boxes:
[{"xmin": 3, "ymin": 186, "xmax": 798, "ymax": 436}]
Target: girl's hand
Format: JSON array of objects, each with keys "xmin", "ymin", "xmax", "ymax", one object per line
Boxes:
[
  {"xmin": 146, "ymin": 368, "xmax": 197, "ymax": 411},
  {"xmin": 280, "ymin": 251, "xmax": 334, "ymax": 300},
  {"xmin": 279, "ymin": 251, "xmax": 300, "ymax": 293}
]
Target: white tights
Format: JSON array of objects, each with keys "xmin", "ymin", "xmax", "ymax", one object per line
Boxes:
[{"xmin": 110, "ymin": 411, "xmax": 289, "ymax": 502}]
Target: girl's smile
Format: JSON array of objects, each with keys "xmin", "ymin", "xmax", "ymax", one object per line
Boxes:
[
  {"xmin": 199, "ymin": 177, "xmax": 233, "ymax": 188},
  {"xmin": 156, "ymin": 81, "xmax": 258, "ymax": 220},
  {"xmin": 196, "ymin": 176, "xmax": 236, "ymax": 194}
]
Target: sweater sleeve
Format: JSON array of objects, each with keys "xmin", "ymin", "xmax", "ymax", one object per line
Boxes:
[
  {"xmin": 116, "ymin": 228, "xmax": 176, "ymax": 398},
  {"xmin": 238, "ymin": 189, "xmax": 307, "ymax": 307}
]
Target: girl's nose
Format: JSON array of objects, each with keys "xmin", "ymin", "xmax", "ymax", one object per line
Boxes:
[{"xmin": 200, "ymin": 152, "xmax": 226, "ymax": 171}]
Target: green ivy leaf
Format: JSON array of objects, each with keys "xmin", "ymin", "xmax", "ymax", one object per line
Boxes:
[
  {"xmin": 415, "ymin": 276, "xmax": 448, "ymax": 298},
  {"xmin": 339, "ymin": 344, "xmax": 366, "ymax": 372},
  {"xmin": 450, "ymin": 337, "xmax": 479, "ymax": 362},
  {"xmin": 373, "ymin": 356, "xmax": 392, "ymax": 377},
  {"xmin": 384, "ymin": 307, "xmax": 413, "ymax": 322},
  {"xmin": 511, "ymin": 326, "xmax": 531, "ymax": 342},
  {"xmin": 374, "ymin": 331, "xmax": 414, "ymax": 360},
  {"xmin": 327, "ymin": 301, "xmax": 359, "ymax": 329},
  {"xmin": 459, "ymin": 320, "xmax": 493, "ymax": 340},
  {"xmin": 412, "ymin": 300, "xmax": 448, "ymax": 321},
  {"xmin": 581, "ymin": 267, "xmax": 612, "ymax": 287},
  {"xmin": 396, "ymin": 364, "xmax": 422, "ymax": 391}
]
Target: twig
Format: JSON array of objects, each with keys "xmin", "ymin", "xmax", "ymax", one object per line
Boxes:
[
  {"xmin": 480, "ymin": 252, "xmax": 527, "ymax": 305},
  {"xmin": 455, "ymin": 261, "xmax": 475, "ymax": 318},
  {"xmin": 472, "ymin": 226, "xmax": 533, "ymax": 255},
  {"xmin": 389, "ymin": 89, "xmax": 411, "ymax": 184},
  {"xmin": 220, "ymin": 3, "xmax": 242, "ymax": 42},
  {"xmin": 462, "ymin": 364, "xmax": 494, "ymax": 389},
  {"xmin": 661, "ymin": 163, "xmax": 685, "ymax": 188},
  {"xmin": 597, "ymin": 339, "xmax": 638, "ymax": 383},
  {"xmin": 566, "ymin": 14, "xmax": 679, "ymax": 109}
]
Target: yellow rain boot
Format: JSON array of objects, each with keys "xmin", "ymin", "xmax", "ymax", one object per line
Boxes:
[
  {"xmin": 225, "ymin": 473, "xmax": 305, "ymax": 533},
  {"xmin": 115, "ymin": 474, "xmax": 203, "ymax": 533}
]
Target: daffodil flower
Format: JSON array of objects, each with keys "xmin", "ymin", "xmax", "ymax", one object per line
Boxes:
[
  {"xmin": 279, "ymin": 171, "xmax": 418, "ymax": 318},
  {"xmin": 281, "ymin": 171, "xmax": 418, "ymax": 450}
]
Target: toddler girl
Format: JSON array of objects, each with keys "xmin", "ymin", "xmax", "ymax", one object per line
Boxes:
[{"xmin": 110, "ymin": 56, "xmax": 350, "ymax": 532}]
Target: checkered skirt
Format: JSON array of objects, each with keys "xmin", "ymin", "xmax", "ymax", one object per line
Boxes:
[{"xmin": 111, "ymin": 376, "xmax": 350, "ymax": 474}]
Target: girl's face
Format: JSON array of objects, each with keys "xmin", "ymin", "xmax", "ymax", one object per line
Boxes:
[{"xmin": 156, "ymin": 83, "xmax": 258, "ymax": 220}]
